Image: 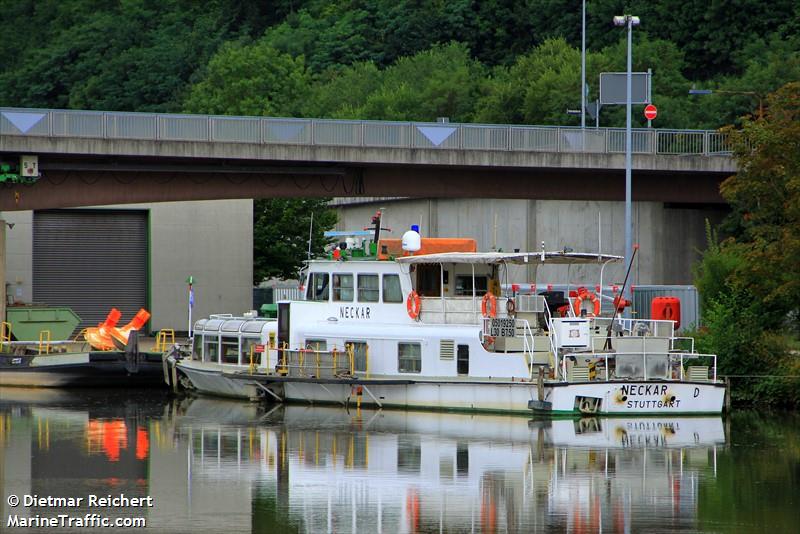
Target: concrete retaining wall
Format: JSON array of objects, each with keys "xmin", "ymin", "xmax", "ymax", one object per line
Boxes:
[{"xmin": 334, "ymin": 198, "xmax": 726, "ymax": 286}]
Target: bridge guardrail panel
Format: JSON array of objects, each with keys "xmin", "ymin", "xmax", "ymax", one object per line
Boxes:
[
  {"xmin": 156, "ymin": 114, "xmax": 209, "ymax": 141},
  {"xmin": 0, "ymin": 109, "xmax": 51, "ymax": 136},
  {"xmin": 105, "ymin": 112, "xmax": 157, "ymax": 140},
  {"xmin": 559, "ymin": 128, "xmax": 607, "ymax": 153},
  {"xmin": 707, "ymin": 132, "xmax": 732, "ymax": 155},
  {"xmin": 362, "ymin": 121, "xmax": 411, "ymax": 148},
  {"xmin": 657, "ymin": 130, "xmax": 705, "ymax": 155},
  {"xmin": 52, "ymin": 110, "xmax": 104, "ymax": 138},
  {"xmin": 461, "ymin": 124, "xmax": 510, "ymax": 150},
  {"xmin": 410, "ymin": 122, "xmax": 460, "ymax": 149},
  {"xmin": 510, "ymin": 126, "xmax": 559, "ymax": 152},
  {"xmin": 262, "ymin": 118, "xmax": 312, "ymax": 145},
  {"xmin": 313, "ymin": 119, "xmax": 361, "ymax": 146},
  {"xmin": 607, "ymin": 129, "xmax": 655, "ymax": 154},
  {"xmin": 211, "ymin": 116, "xmax": 261, "ymax": 143}
]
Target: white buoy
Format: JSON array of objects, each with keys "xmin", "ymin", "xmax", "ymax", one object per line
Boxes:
[{"xmin": 402, "ymin": 225, "xmax": 422, "ymax": 252}]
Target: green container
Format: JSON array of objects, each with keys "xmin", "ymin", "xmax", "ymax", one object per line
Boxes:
[
  {"xmin": 259, "ymin": 303, "xmax": 278, "ymax": 319},
  {"xmin": 6, "ymin": 306, "xmax": 82, "ymax": 341}
]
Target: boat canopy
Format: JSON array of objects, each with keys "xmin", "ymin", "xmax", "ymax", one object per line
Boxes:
[{"xmin": 396, "ymin": 251, "xmax": 623, "ymax": 265}]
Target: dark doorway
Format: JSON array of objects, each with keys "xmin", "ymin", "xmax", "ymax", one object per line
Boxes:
[
  {"xmin": 457, "ymin": 344, "xmax": 469, "ymax": 375},
  {"xmin": 415, "ymin": 264, "xmax": 441, "ymax": 297},
  {"xmin": 277, "ymin": 303, "xmax": 290, "ymax": 367}
]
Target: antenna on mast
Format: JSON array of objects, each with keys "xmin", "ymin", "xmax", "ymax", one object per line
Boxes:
[
  {"xmin": 307, "ymin": 212, "xmax": 314, "ymax": 261},
  {"xmin": 365, "ymin": 209, "xmax": 391, "ymax": 243}
]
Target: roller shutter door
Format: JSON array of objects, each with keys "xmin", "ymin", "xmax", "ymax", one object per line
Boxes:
[{"xmin": 33, "ymin": 209, "xmax": 148, "ymax": 331}]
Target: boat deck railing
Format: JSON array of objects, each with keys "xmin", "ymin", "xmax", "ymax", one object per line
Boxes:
[
  {"xmin": 558, "ymin": 351, "xmax": 718, "ymax": 383},
  {"xmin": 590, "ymin": 317, "xmax": 677, "ymax": 339},
  {"xmin": 252, "ymin": 345, "xmax": 359, "ymax": 379},
  {"xmin": 419, "ymin": 296, "xmax": 514, "ymax": 324},
  {"xmin": 0, "ymin": 338, "xmax": 91, "ymax": 355}
]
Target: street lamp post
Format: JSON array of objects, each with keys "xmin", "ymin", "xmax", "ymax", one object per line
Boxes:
[
  {"xmin": 581, "ymin": 0, "xmax": 586, "ymax": 129},
  {"xmin": 613, "ymin": 14, "xmax": 639, "ymax": 316}
]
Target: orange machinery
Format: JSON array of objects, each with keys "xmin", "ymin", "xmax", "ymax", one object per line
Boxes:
[{"xmin": 84, "ymin": 308, "xmax": 151, "ymax": 351}]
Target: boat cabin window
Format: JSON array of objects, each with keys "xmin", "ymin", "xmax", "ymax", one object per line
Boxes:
[
  {"xmin": 382, "ymin": 274, "xmax": 403, "ymax": 303},
  {"xmin": 221, "ymin": 320, "xmax": 244, "ymax": 333},
  {"xmin": 347, "ymin": 341, "xmax": 368, "ymax": 372},
  {"xmin": 455, "ymin": 275, "xmax": 488, "ymax": 296},
  {"xmin": 221, "ymin": 336, "xmax": 239, "ymax": 364},
  {"xmin": 333, "ymin": 274, "xmax": 354, "ymax": 302},
  {"xmin": 357, "ymin": 274, "xmax": 379, "ymax": 302},
  {"xmin": 305, "ymin": 339, "xmax": 327, "ymax": 351},
  {"xmin": 241, "ymin": 337, "xmax": 260, "ymax": 365},
  {"xmin": 306, "ymin": 273, "xmax": 330, "ymax": 301},
  {"xmin": 242, "ymin": 321, "xmax": 267, "ymax": 334},
  {"xmin": 415, "ymin": 264, "xmax": 442, "ymax": 297},
  {"xmin": 398, "ymin": 342, "xmax": 422, "ymax": 373},
  {"xmin": 203, "ymin": 336, "xmax": 219, "ymax": 363},
  {"xmin": 193, "ymin": 319, "xmax": 207, "ymax": 333}
]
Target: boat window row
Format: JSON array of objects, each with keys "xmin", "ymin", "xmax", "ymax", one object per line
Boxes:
[
  {"xmin": 412, "ymin": 264, "xmax": 490, "ymax": 297},
  {"xmin": 303, "ymin": 339, "xmax": 422, "ymax": 374},
  {"xmin": 306, "ymin": 273, "xmax": 403, "ymax": 303},
  {"xmin": 191, "ymin": 318, "xmax": 273, "ymax": 365}
]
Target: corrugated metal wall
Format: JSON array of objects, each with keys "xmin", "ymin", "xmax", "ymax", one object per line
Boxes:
[
  {"xmin": 33, "ymin": 210, "xmax": 148, "ymax": 331},
  {"xmin": 632, "ymin": 285, "xmax": 700, "ymax": 331}
]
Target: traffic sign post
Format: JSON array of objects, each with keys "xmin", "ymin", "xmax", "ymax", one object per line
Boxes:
[{"xmin": 644, "ymin": 104, "xmax": 657, "ymax": 128}]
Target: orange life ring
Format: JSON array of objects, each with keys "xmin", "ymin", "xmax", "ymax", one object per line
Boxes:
[
  {"xmin": 406, "ymin": 290, "xmax": 422, "ymax": 319},
  {"xmin": 573, "ymin": 291, "xmax": 601, "ymax": 317},
  {"xmin": 481, "ymin": 293, "xmax": 498, "ymax": 318}
]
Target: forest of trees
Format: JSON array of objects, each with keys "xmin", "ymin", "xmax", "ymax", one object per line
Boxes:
[{"xmin": 2, "ymin": 0, "xmax": 798, "ymax": 129}]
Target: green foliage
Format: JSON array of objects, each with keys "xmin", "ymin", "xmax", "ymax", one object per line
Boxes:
[
  {"xmin": 720, "ymin": 83, "xmax": 800, "ymax": 324},
  {"xmin": 301, "ymin": 42, "xmax": 485, "ymax": 122},
  {"xmin": 3, "ymin": 0, "xmax": 798, "ymax": 131},
  {"xmin": 692, "ymin": 83, "xmax": 800, "ymax": 407},
  {"xmin": 586, "ymin": 0, "xmax": 797, "ymax": 78},
  {"xmin": 183, "ymin": 41, "xmax": 310, "ymax": 117},
  {"xmin": 302, "ymin": 62, "xmax": 383, "ymax": 119},
  {"xmin": 693, "ymin": 285, "xmax": 797, "ymax": 406},
  {"xmin": 0, "ymin": 0, "xmax": 283, "ymax": 111},
  {"xmin": 253, "ymin": 199, "xmax": 337, "ymax": 283},
  {"xmin": 476, "ymin": 38, "xmax": 583, "ymax": 125},
  {"xmin": 693, "ymin": 220, "xmax": 745, "ymax": 314}
]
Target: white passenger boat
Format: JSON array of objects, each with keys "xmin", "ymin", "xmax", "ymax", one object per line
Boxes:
[{"xmin": 170, "ymin": 225, "xmax": 725, "ymax": 415}]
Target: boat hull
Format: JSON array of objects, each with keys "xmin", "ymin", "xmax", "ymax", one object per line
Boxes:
[
  {"xmin": 539, "ymin": 381, "xmax": 726, "ymax": 415},
  {"xmin": 0, "ymin": 352, "xmax": 165, "ymax": 388},
  {"xmin": 176, "ymin": 359, "xmax": 726, "ymax": 415},
  {"xmin": 177, "ymin": 363, "xmax": 259, "ymax": 399}
]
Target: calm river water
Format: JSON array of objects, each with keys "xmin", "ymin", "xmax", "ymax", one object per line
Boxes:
[{"xmin": 0, "ymin": 388, "xmax": 797, "ymax": 533}]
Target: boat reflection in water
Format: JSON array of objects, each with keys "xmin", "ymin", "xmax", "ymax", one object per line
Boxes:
[{"xmin": 1, "ymin": 389, "xmax": 726, "ymax": 533}]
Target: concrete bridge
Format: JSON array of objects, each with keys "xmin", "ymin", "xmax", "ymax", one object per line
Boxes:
[{"xmin": 0, "ymin": 107, "xmax": 736, "ymax": 211}]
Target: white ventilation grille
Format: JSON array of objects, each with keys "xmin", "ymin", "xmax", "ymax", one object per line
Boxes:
[{"xmin": 440, "ymin": 339, "xmax": 455, "ymax": 360}]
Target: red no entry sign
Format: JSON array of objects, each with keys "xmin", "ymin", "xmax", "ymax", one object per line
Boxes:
[{"xmin": 644, "ymin": 104, "xmax": 658, "ymax": 120}]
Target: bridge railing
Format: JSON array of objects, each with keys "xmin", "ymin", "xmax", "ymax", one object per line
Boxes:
[{"xmin": 0, "ymin": 107, "xmax": 734, "ymax": 156}]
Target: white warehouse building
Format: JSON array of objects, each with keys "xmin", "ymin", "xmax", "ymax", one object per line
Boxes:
[{"xmin": 1, "ymin": 199, "xmax": 253, "ymax": 334}]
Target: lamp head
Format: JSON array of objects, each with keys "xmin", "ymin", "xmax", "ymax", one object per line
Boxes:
[{"xmin": 613, "ymin": 15, "xmax": 640, "ymax": 26}]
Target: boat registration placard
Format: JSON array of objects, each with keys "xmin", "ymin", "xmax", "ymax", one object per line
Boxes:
[{"xmin": 489, "ymin": 318, "xmax": 516, "ymax": 338}]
